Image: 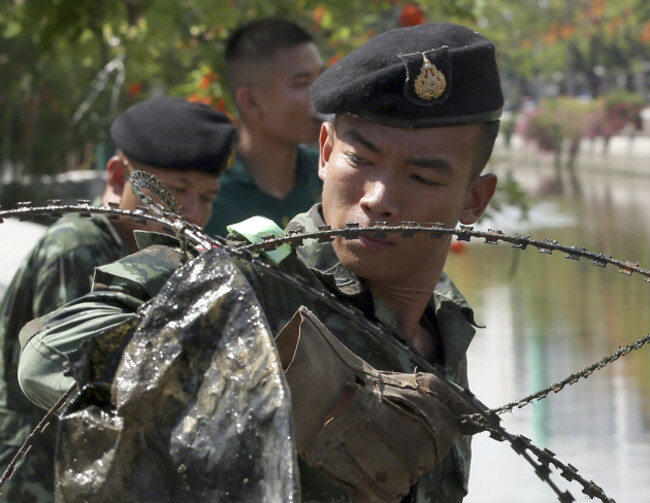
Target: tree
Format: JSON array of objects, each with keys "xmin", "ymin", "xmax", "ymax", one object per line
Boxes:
[
  {"xmin": 1, "ymin": 0, "xmax": 476, "ymax": 177},
  {"xmin": 470, "ymin": 0, "xmax": 650, "ymax": 105}
]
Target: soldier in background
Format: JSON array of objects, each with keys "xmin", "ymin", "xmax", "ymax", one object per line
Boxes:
[
  {"xmin": 204, "ymin": 17, "xmax": 326, "ymax": 237},
  {"xmin": 0, "ymin": 96, "xmax": 235, "ymax": 501},
  {"xmin": 18, "ymin": 23, "xmax": 502, "ymax": 502}
]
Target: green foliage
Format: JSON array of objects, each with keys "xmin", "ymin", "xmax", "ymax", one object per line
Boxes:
[
  {"xmin": 483, "ymin": 172, "xmax": 531, "ymax": 222},
  {"xmin": 522, "ymin": 97, "xmax": 601, "ymax": 151},
  {"xmin": 499, "ymin": 115, "xmax": 516, "ymax": 146},
  {"xmin": 4, "ymin": 0, "xmax": 649, "ymax": 177},
  {"xmin": 520, "ymin": 92, "xmax": 648, "ymax": 155},
  {"xmin": 600, "ymin": 91, "xmax": 646, "ymax": 134},
  {"xmin": 1, "ymin": 0, "xmax": 478, "ymax": 177}
]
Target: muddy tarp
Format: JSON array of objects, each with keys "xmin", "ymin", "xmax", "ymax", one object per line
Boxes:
[{"xmin": 55, "ymin": 247, "xmax": 299, "ymax": 502}]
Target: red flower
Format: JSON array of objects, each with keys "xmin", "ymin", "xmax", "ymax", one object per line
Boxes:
[
  {"xmin": 328, "ymin": 54, "xmax": 342, "ymax": 67},
  {"xmin": 449, "ymin": 238, "xmax": 467, "ymax": 254},
  {"xmin": 199, "ymin": 72, "xmax": 220, "ymax": 90},
  {"xmin": 400, "ymin": 3, "xmax": 425, "ymax": 26},
  {"xmin": 199, "ymin": 75, "xmax": 211, "ymax": 90},
  {"xmin": 187, "ymin": 94, "xmax": 213, "ymax": 106},
  {"xmin": 127, "ymin": 81, "xmax": 142, "ymax": 96},
  {"xmin": 213, "ymin": 97, "xmax": 226, "ymax": 112},
  {"xmin": 312, "ymin": 5, "xmax": 327, "ymax": 25}
]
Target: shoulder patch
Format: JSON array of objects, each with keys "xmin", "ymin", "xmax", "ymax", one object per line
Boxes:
[{"xmin": 95, "ymin": 245, "xmax": 182, "ymax": 298}]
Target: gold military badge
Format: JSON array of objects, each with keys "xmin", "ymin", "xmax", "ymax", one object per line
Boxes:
[{"xmin": 414, "ymin": 53, "xmax": 447, "ymax": 100}]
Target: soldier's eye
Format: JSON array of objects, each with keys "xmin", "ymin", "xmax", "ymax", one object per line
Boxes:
[
  {"xmin": 345, "ymin": 154, "xmax": 366, "ymax": 166},
  {"xmin": 412, "ymin": 175, "xmax": 442, "ymax": 187}
]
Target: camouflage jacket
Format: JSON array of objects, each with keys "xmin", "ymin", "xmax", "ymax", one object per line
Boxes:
[
  {"xmin": 18, "ymin": 204, "xmax": 480, "ymax": 503},
  {"xmin": 0, "ymin": 211, "xmax": 129, "ymax": 502}
]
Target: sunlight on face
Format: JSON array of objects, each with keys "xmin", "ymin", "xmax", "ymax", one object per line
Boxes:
[
  {"xmin": 318, "ymin": 115, "xmax": 495, "ymax": 286},
  {"xmin": 252, "ymin": 42, "xmax": 326, "ymax": 144}
]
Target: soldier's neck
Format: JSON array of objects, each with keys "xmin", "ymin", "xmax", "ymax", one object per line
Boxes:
[
  {"xmin": 368, "ymin": 279, "xmax": 436, "ymax": 354},
  {"xmin": 237, "ymin": 128, "xmax": 299, "ymax": 199}
]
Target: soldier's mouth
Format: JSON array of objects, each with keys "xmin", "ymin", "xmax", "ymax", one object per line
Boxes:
[{"xmin": 357, "ymin": 234, "xmax": 395, "ymax": 250}]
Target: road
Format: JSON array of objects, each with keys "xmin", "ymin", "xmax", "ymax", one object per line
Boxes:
[{"xmin": 0, "ymin": 219, "xmax": 46, "ymax": 296}]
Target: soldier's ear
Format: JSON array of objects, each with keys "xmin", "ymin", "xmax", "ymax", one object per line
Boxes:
[
  {"xmin": 235, "ymin": 86, "xmax": 262, "ymax": 119},
  {"xmin": 106, "ymin": 156, "xmax": 129, "ymax": 196},
  {"xmin": 459, "ymin": 173, "xmax": 498, "ymax": 225},
  {"xmin": 318, "ymin": 122, "xmax": 335, "ymax": 182}
]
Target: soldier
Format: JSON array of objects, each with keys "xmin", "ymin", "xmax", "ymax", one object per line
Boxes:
[
  {"xmin": 18, "ymin": 22, "xmax": 502, "ymax": 502},
  {"xmin": 0, "ymin": 96, "xmax": 236, "ymax": 501},
  {"xmin": 204, "ymin": 17, "xmax": 326, "ymax": 237}
]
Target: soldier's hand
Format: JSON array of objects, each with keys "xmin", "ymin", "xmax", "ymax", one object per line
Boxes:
[{"xmin": 275, "ymin": 306, "xmax": 481, "ymax": 503}]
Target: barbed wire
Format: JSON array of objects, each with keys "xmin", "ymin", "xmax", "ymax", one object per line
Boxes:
[
  {"xmin": 2, "ymin": 193, "xmax": 647, "ymax": 501},
  {"xmin": 0, "ymin": 386, "xmax": 76, "ymax": 497}
]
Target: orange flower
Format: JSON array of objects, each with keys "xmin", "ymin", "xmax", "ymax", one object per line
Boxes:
[
  {"xmin": 199, "ymin": 75, "xmax": 211, "ymax": 90},
  {"xmin": 449, "ymin": 238, "xmax": 467, "ymax": 254},
  {"xmin": 127, "ymin": 81, "xmax": 142, "ymax": 96},
  {"xmin": 328, "ymin": 54, "xmax": 342, "ymax": 67},
  {"xmin": 542, "ymin": 32, "xmax": 557, "ymax": 45},
  {"xmin": 312, "ymin": 5, "xmax": 327, "ymax": 25},
  {"xmin": 641, "ymin": 22, "xmax": 650, "ymax": 43},
  {"xmin": 588, "ymin": 0, "xmax": 605, "ymax": 19},
  {"xmin": 199, "ymin": 71, "xmax": 220, "ymax": 90},
  {"xmin": 187, "ymin": 94, "xmax": 213, "ymax": 106},
  {"xmin": 213, "ymin": 97, "xmax": 227, "ymax": 112},
  {"xmin": 400, "ymin": 3, "xmax": 425, "ymax": 27},
  {"xmin": 560, "ymin": 24, "xmax": 574, "ymax": 39}
]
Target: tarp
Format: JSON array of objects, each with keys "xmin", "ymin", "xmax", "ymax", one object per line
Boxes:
[{"xmin": 56, "ymin": 247, "xmax": 299, "ymax": 502}]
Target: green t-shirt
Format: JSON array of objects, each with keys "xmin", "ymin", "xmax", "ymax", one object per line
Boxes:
[{"xmin": 205, "ymin": 145, "xmax": 322, "ymax": 237}]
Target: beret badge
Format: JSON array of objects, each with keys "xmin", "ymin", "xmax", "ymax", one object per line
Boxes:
[
  {"xmin": 400, "ymin": 46, "xmax": 451, "ymax": 107},
  {"xmin": 414, "ymin": 54, "xmax": 446, "ymax": 100}
]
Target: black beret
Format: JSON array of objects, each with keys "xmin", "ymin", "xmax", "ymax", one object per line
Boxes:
[
  {"xmin": 110, "ymin": 96, "xmax": 237, "ymax": 172},
  {"xmin": 311, "ymin": 23, "xmax": 503, "ymax": 128}
]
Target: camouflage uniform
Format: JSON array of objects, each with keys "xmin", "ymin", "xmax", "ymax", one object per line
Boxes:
[
  {"xmin": 19, "ymin": 204, "xmax": 480, "ymax": 502},
  {"xmin": 0, "ymin": 211, "xmax": 129, "ymax": 502}
]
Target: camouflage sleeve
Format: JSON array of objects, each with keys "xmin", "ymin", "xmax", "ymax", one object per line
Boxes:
[
  {"xmin": 27, "ymin": 218, "xmax": 124, "ymax": 319},
  {"xmin": 17, "ymin": 244, "xmax": 181, "ymax": 410},
  {"xmin": 18, "ymin": 293, "xmax": 141, "ymax": 410},
  {"xmin": 31, "ymin": 248, "xmax": 97, "ymax": 318}
]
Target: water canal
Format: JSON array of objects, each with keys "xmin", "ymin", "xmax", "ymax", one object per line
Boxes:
[
  {"xmin": 1, "ymin": 153, "xmax": 648, "ymax": 501},
  {"xmin": 451, "ymin": 158, "xmax": 650, "ymax": 502}
]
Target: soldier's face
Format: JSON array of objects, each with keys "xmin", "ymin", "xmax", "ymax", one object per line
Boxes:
[
  {"xmin": 318, "ymin": 115, "xmax": 496, "ymax": 286},
  {"xmin": 120, "ymin": 165, "xmax": 221, "ymax": 228},
  {"xmin": 251, "ymin": 42, "xmax": 326, "ymax": 144}
]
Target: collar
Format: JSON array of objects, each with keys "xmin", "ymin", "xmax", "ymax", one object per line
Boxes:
[
  {"xmin": 287, "ymin": 203, "xmax": 480, "ymax": 330},
  {"xmin": 89, "ymin": 197, "xmax": 131, "ymax": 254},
  {"xmin": 134, "ymin": 229, "xmax": 185, "ymax": 250},
  {"xmin": 225, "ymin": 146, "xmax": 313, "ymax": 186}
]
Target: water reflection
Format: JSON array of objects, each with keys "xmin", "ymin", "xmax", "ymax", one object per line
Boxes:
[{"xmin": 445, "ymin": 168, "xmax": 650, "ymax": 502}]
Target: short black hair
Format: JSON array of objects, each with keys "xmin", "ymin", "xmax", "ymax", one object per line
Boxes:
[
  {"xmin": 225, "ymin": 18, "xmax": 314, "ymax": 96},
  {"xmin": 474, "ymin": 121, "xmax": 500, "ymax": 177}
]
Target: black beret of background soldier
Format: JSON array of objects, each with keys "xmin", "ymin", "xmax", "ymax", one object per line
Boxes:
[
  {"xmin": 16, "ymin": 22, "xmax": 505, "ymax": 503},
  {"xmin": 0, "ymin": 96, "xmax": 236, "ymax": 502},
  {"xmin": 110, "ymin": 95, "xmax": 237, "ymax": 172},
  {"xmin": 107, "ymin": 95, "xmax": 238, "ymax": 252}
]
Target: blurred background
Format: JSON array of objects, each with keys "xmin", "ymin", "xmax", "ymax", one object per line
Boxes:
[{"xmin": 1, "ymin": 0, "xmax": 649, "ymax": 501}]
